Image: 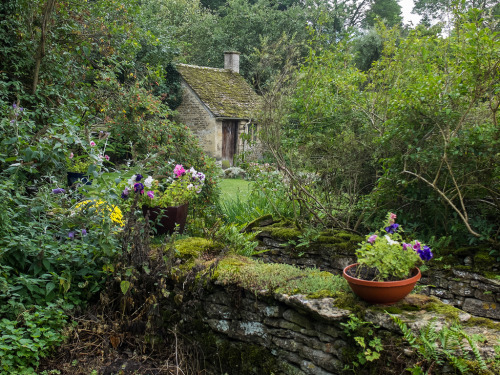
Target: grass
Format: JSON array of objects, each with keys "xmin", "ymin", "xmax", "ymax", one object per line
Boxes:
[{"xmin": 219, "ymin": 178, "xmax": 252, "ymax": 202}]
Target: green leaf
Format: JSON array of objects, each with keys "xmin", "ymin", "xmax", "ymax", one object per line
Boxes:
[{"xmin": 120, "ymin": 280, "xmax": 130, "ymax": 295}]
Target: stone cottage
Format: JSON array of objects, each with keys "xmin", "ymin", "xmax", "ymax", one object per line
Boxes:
[{"xmin": 175, "ymin": 52, "xmax": 261, "ymax": 165}]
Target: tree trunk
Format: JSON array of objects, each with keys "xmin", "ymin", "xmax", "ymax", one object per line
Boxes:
[{"xmin": 32, "ymin": 0, "xmax": 56, "ymax": 95}]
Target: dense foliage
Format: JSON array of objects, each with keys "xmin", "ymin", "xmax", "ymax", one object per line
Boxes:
[
  {"xmin": 259, "ymin": 9, "xmax": 500, "ymax": 248},
  {"xmin": 0, "ymin": 0, "xmax": 498, "ymax": 372}
]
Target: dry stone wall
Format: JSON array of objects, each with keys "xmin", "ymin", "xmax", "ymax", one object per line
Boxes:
[
  {"xmin": 253, "ymin": 228, "xmax": 500, "ymax": 321},
  {"xmin": 197, "ymin": 284, "xmax": 499, "ymax": 375}
]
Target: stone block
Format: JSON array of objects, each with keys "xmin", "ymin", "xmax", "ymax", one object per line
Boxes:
[
  {"xmin": 474, "ymin": 290, "xmax": 496, "ymax": 302},
  {"xmin": 462, "ymin": 299, "xmax": 500, "ymax": 320},
  {"xmin": 430, "ymin": 288, "xmax": 454, "ymax": 299},
  {"xmin": 204, "ymin": 302, "xmax": 233, "ymax": 319},
  {"xmin": 284, "ymin": 309, "xmax": 313, "ymax": 330}
]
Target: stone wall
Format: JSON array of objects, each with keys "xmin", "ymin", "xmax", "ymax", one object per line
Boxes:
[
  {"xmin": 175, "ymin": 81, "xmax": 217, "ymax": 157},
  {"xmin": 253, "ymin": 226, "xmax": 500, "ymax": 321},
  {"xmin": 197, "ymin": 285, "xmax": 499, "ymax": 375}
]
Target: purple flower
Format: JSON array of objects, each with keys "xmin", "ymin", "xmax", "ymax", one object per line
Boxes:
[
  {"xmin": 402, "ymin": 243, "xmax": 411, "ymax": 251},
  {"xmin": 121, "ymin": 187, "xmax": 129, "ymax": 199},
  {"xmin": 147, "ymin": 191, "xmax": 154, "ymax": 199},
  {"xmin": 68, "ymin": 231, "xmax": 75, "ymax": 239},
  {"xmin": 417, "ymin": 245, "xmax": 433, "ymax": 261},
  {"xmin": 384, "ymin": 223, "xmax": 400, "ymax": 234},
  {"xmin": 12, "ymin": 103, "xmax": 17, "ymax": 109},
  {"xmin": 134, "ymin": 182, "xmax": 144, "ymax": 194},
  {"xmin": 135, "ymin": 174, "xmax": 143, "ymax": 182},
  {"xmin": 82, "ymin": 229, "xmax": 87, "ymax": 236},
  {"xmin": 10, "ymin": 120, "xmax": 15, "ymax": 124},
  {"xmin": 413, "ymin": 241, "xmax": 421, "ymax": 251},
  {"xmin": 367, "ymin": 234, "xmax": 378, "ymax": 244},
  {"xmin": 51, "ymin": 188, "xmax": 66, "ymax": 194},
  {"xmin": 90, "ymin": 141, "xmax": 96, "ymax": 147}
]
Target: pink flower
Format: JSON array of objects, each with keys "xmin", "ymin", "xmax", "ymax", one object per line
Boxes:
[
  {"xmin": 69, "ymin": 152, "xmax": 74, "ymax": 159},
  {"xmin": 173, "ymin": 164, "xmax": 186, "ymax": 177},
  {"xmin": 368, "ymin": 234, "xmax": 378, "ymax": 244},
  {"xmin": 413, "ymin": 241, "xmax": 421, "ymax": 251},
  {"xmin": 90, "ymin": 141, "xmax": 96, "ymax": 147},
  {"xmin": 105, "ymin": 155, "xmax": 110, "ymax": 161},
  {"xmin": 147, "ymin": 191, "xmax": 154, "ymax": 199},
  {"xmin": 389, "ymin": 212, "xmax": 397, "ymax": 224}
]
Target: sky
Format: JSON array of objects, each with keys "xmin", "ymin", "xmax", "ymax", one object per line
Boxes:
[{"xmin": 399, "ymin": 0, "xmax": 422, "ymax": 25}]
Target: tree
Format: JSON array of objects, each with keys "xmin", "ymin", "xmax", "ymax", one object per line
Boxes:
[
  {"xmin": 363, "ymin": 0, "xmax": 402, "ymax": 27},
  {"xmin": 413, "ymin": 0, "xmax": 500, "ymax": 25}
]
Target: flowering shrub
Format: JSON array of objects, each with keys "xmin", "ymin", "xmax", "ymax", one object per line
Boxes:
[
  {"xmin": 121, "ymin": 164, "xmax": 205, "ymax": 207},
  {"xmin": 355, "ymin": 212, "xmax": 433, "ymax": 281},
  {"xmin": 73, "ymin": 199, "xmax": 124, "ymax": 226},
  {"xmin": 67, "ymin": 131, "xmax": 111, "ymax": 173}
]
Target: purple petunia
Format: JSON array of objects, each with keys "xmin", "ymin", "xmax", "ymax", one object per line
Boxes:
[
  {"xmin": 82, "ymin": 229, "xmax": 87, "ymax": 236},
  {"xmin": 402, "ymin": 243, "xmax": 411, "ymax": 251},
  {"xmin": 417, "ymin": 245, "xmax": 433, "ymax": 261},
  {"xmin": 147, "ymin": 191, "xmax": 154, "ymax": 199},
  {"xmin": 121, "ymin": 187, "xmax": 129, "ymax": 199},
  {"xmin": 134, "ymin": 182, "xmax": 144, "ymax": 194},
  {"xmin": 384, "ymin": 223, "xmax": 400, "ymax": 234},
  {"xmin": 135, "ymin": 174, "xmax": 143, "ymax": 182},
  {"xmin": 68, "ymin": 231, "xmax": 75, "ymax": 239},
  {"xmin": 367, "ymin": 234, "xmax": 378, "ymax": 244},
  {"xmin": 51, "ymin": 188, "xmax": 66, "ymax": 194}
]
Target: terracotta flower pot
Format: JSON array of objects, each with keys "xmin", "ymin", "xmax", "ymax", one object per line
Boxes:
[
  {"xmin": 343, "ymin": 263, "xmax": 421, "ymax": 305},
  {"xmin": 142, "ymin": 203, "xmax": 189, "ymax": 235}
]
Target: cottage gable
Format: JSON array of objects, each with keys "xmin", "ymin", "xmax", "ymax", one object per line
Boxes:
[
  {"xmin": 174, "ymin": 54, "xmax": 262, "ymax": 164},
  {"xmin": 176, "ymin": 64, "xmax": 261, "ymax": 119}
]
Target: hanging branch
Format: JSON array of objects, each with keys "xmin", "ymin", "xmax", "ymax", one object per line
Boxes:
[{"xmin": 32, "ymin": 0, "xmax": 56, "ymax": 95}]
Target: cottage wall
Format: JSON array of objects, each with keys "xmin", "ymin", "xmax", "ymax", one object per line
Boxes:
[{"xmin": 175, "ymin": 82, "xmax": 217, "ymax": 157}]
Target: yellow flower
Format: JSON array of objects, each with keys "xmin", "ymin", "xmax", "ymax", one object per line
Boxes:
[{"xmin": 74, "ymin": 200, "xmax": 124, "ymax": 226}]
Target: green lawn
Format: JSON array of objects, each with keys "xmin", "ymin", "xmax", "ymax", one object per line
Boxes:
[{"xmin": 219, "ymin": 178, "xmax": 252, "ymax": 202}]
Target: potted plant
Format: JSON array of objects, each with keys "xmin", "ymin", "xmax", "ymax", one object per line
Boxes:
[
  {"xmin": 343, "ymin": 212, "xmax": 433, "ymax": 305},
  {"xmin": 67, "ymin": 131, "xmax": 111, "ymax": 187},
  {"xmin": 121, "ymin": 164, "xmax": 205, "ymax": 235}
]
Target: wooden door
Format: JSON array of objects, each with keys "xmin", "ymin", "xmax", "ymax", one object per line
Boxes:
[{"xmin": 222, "ymin": 121, "xmax": 237, "ymax": 165}]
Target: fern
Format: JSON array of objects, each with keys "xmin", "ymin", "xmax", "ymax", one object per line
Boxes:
[
  {"xmin": 388, "ymin": 313, "xmax": 489, "ymax": 374},
  {"xmin": 442, "ymin": 350, "xmax": 469, "ymax": 374},
  {"xmin": 460, "ymin": 331, "xmax": 488, "ymax": 371},
  {"xmin": 388, "ymin": 313, "xmax": 418, "ymax": 348}
]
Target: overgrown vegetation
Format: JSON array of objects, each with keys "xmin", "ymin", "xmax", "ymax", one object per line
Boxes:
[
  {"xmin": 258, "ymin": 8, "xmax": 500, "ymax": 252},
  {"xmin": 1, "ymin": 0, "xmax": 499, "ymax": 372}
]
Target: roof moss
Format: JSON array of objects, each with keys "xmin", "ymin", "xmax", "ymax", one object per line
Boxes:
[{"xmin": 176, "ymin": 64, "xmax": 262, "ymax": 119}]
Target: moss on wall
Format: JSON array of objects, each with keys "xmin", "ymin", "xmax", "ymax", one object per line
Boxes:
[{"xmin": 213, "ymin": 255, "xmax": 349, "ymax": 298}]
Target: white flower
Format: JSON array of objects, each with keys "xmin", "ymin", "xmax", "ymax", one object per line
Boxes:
[
  {"xmin": 127, "ymin": 175, "xmax": 136, "ymax": 188},
  {"xmin": 144, "ymin": 176, "xmax": 154, "ymax": 188},
  {"xmin": 187, "ymin": 184, "xmax": 194, "ymax": 190},
  {"xmin": 384, "ymin": 235, "xmax": 399, "ymax": 246}
]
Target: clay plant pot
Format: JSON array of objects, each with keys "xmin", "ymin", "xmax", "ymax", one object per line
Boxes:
[
  {"xmin": 343, "ymin": 263, "xmax": 421, "ymax": 305},
  {"xmin": 142, "ymin": 203, "xmax": 189, "ymax": 235}
]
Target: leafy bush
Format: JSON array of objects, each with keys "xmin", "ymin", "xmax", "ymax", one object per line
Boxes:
[{"xmin": 0, "ymin": 303, "xmax": 67, "ymax": 374}]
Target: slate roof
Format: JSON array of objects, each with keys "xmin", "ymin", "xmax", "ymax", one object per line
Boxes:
[{"xmin": 176, "ymin": 63, "xmax": 261, "ymax": 119}]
